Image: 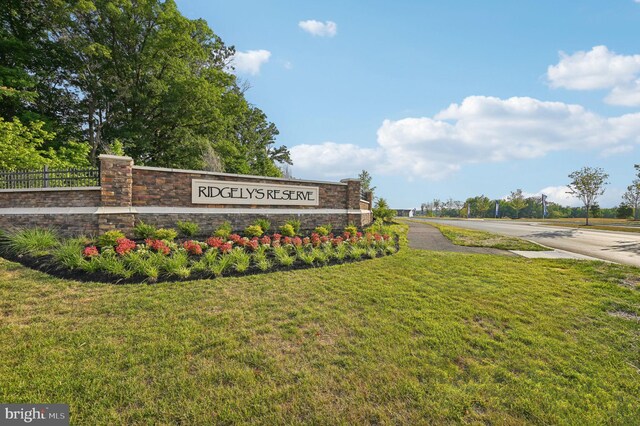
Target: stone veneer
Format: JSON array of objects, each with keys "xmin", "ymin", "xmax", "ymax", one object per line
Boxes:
[{"xmin": 0, "ymin": 155, "xmax": 372, "ymax": 236}]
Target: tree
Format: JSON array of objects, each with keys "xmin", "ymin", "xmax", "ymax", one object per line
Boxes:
[
  {"xmin": 617, "ymin": 204, "xmax": 633, "ymax": 219},
  {"xmin": 622, "ymin": 179, "xmax": 640, "ymax": 220},
  {"xmin": 0, "ymin": 0, "xmax": 290, "ymax": 176},
  {"xmin": 432, "ymin": 199, "xmax": 442, "ymax": 217},
  {"xmin": 358, "ymin": 170, "xmax": 376, "ymax": 195},
  {"xmin": 372, "ymin": 198, "xmax": 395, "ymax": 223},
  {"xmin": 567, "ymin": 167, "xmax": 609, "ymax": 225},
  {"xmin": 507, "ymin": 189, "xmax": 527, "ymax": 219},
  {"xmin": 0, "ymin": 117, "xmax": 89, "ymax": 170}
]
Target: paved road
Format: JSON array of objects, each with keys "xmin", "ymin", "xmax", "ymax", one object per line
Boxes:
[{"xmin": 415, "ymin": 218, "xmax": 640, "ymax": 267}]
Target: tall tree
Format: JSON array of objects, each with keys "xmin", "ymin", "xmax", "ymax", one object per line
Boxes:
[
  {"xmin": 507, "ymin": 189, "xmax": 527, "ymax": 219},
  {"xmin": 623, "ymin": 179, "xmax": 640, "ymax": 220},
  {"xmin": 567, "ymin": 167, "xmax": 609, "ymax": 225},
  {"xmin": 358, "ymin": 170, "xmax": 376, "ymax": 194},
  {"xmin": 0, "ymin": 0, "xmax": 290, "ymax": 176}
]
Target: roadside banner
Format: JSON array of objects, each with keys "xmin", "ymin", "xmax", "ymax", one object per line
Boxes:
[
  {"xmin": 542, "ymin": 194, "xmax": 548, "ymax": 218},
  {"xmin": 495, "ymin": 201, "xmax": 500, "ymax": 218}
]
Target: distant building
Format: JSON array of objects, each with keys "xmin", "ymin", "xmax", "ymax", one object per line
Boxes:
[{"xmin": 395, "ymin": 208, "xmax": 416, "ymax": 218}]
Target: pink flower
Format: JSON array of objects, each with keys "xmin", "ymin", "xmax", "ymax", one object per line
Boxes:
[
  {"xmin": 145, "ymin": 238, "xmax": 170, "ymax": 255},
  {"xmin": 83, "ymin": 246, "xmax": 99, "ymax": 257},
  {"xmin": 219, "ymin": 243, "xmax": 233, "ymax": 254},
  {"xmin": 206, "ymin": 237, "xmax": 224, "ymax": 248},
  {"xmin": 115, "ymin": 238, "xmax": 136, "ymax": 255},
  {"xmin": 182, "ymin": 240, "xmax": 203, "ymax": 255}
]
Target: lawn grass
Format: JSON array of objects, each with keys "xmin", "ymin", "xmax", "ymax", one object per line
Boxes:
[
  {"xmin": 1, "ymin": 247, "xmax": 639, "ymax": 424},
  {"xmin": 426, "ymin": 222, "xmax": 550, "ymax": 251}
]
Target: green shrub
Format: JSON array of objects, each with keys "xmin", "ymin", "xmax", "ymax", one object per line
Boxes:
[
  {"xmin": 163, "ymin": 251, "xmax": 190, "ymax": 277},
  {"xmin": 286, "ymin": 218, "xmax": 301, "ymax": 234},
  {"xmin": 254, "ymin": 218, "xmax": 271, "ymax": 234},
  {"xmin": 314, "ymin": 226, "xmax": 329, "ymax": 236},
  {"xmin": 209, "ymin": 255, "xmax": 232, "ymax": 277},
  {"xmin": 344, "ymin": 225, "xmax": 358, "ymax": 236},
  {"xmin": 176, "ymin": 220, "xmax": 199, "ymax": 237},
  {"xmin": 6, "ymin": 228, "xmax": 59, "ymax": 256},
  {"xmin": 244, "ymin": 225, "xmax": 263, "ymax": 238},
  {"xmin": 51, "ymin": 237, "xmax": 86, "ymax": 269},
  {"xmin": 229, "ymin": 248, "xmax": 251, "ymax": 273},
  {"xmin": 214, "ymin": 221, "xmax": 233, "ymax": 240},
  {"xmin": 255, "ymin": 258, "xmax": 272, "ymax": 272},
  {"xmin": 97, "ymin": 230, "xmax": 125, "ymax": 248},
  {"xmin": 372, "ymin": 198, "xmax": 396, "ymax": 223},
  {"xmin": 279, "ymin": 223, "xmax": 296, "ymax": 237},
  {"xmin": 154, "ymin": 228, "xmax": 178, "ymax": 241},
  {"xmin": 297, "ymin": 250, "xmax": 315, "ymax": 265},
  {"xmin": 313, "ymin": 248, "xmax": 329, "ymax": 264},
  {"xmin": 133, "ymin": 221, "xmax": 157, "ymax": 239},
  {"xmin": 333, "ymin": 244, "xmax": 349, "ymax": 261},
  {"xmin": 349, "ymin": 246, "xmax": 366, "ymax": 260},
  {"xmin": 274, "ymin": 246, "xmax": 295, "ymax": 266}
]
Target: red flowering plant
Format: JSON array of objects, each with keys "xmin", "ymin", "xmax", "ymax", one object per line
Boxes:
[
  {"xmin": 115, "ymin": 238, "xmax": 136, "ymax": 256},
  {"xmin": 219, "ymin": 242, "xmax": 233, "ymax": 254},
  {"xmin": 259, "ymin": 235, "xmax": 271, "ymax": 246},
  {"xmin": 206, "ymin": 237, "xmax": 224, "ymax": 248},
  {"xmin": 302, "ymin": 237, "xmax": 310, "ymax": 246},
  {"xmin": 272, "ymin": 233, "xmax": 282, "ymax": 241},
  {"xmin": 83, "ymin": 246, "xmax": 99, "ymax": 258},
  {"xmin": 182, "ymin": 240, "xmax": 203, "ymax": 256},
  {"xmin": 145, "ymin": 238, "xmax": 171, "ymax": 255},
  {"xmin": 310, "ymin": 233, "xmax": 321, "ymax": 247},
  {"xmin": 292, "ymin": 236, "xmax": 303, "ymax": 247},
  {"xmin": 246, "ymin": 239, "xmax": 259, "ymax": 252},
  {"xmin": 229, "ymin": 234, "xmax": 242, "ymax": 244},
  {"xmin": 342, "ymin": 231, "xmax": 351, "ymax": 240},
  {"xmin": 331, "ymin": 236, "xmax": 344, "ymax": 246},
  {"xmin": 282, "ymin": 236, "xmax": 292, "ymax": 245}
]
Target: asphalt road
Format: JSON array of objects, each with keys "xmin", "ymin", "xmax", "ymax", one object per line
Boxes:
[{"xmin": 416, "ymin": 218, "xmax": 640, "ymax": 267}]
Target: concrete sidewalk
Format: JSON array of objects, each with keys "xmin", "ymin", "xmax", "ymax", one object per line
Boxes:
[{"xmin": 405, "ymin": 220, "xmax": 515, "ymax": 256}]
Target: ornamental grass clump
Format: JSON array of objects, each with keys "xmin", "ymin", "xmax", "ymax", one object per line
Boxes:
[
  {"xmin": 253, "ymin": 218, "xmax": 270, "ymax": 234},
  {"xmin": 97, "ymin": 230, "xmax": 125, "ymax": 248},
  {"xmin": 279, "ymin": 224, "xmax": 295, "ymax": 237},
  {"xmin": 6, "ymin": 228, "xmax": 59, "ymax": 256}
]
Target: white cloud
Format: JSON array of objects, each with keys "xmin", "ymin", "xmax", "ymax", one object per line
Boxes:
[
  {"xmin": 547, "ymin": 45, "xmax": 640, "ymax": 105},
  {"xmin": 232, "ymin": 50, "xmax": 271, "ymax": 75},
  {"xmin": 523, "ymin": 186, "xmax": 581, "ymax": 207},
  {"xmin": 291, "ymin": 96, "xmax": 640, "ymax": 180},
  {"xmin": 298, "ymin": 20, "xmax": 337, "ymax": 37}
]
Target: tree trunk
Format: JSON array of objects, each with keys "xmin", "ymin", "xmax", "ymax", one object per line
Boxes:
[{"xmin": 585, "ymin": 204, "xmax": 590, "ymax": 226}]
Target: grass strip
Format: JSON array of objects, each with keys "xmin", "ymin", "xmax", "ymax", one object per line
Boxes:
[{"xmin": 426, "ymin": 222, "xmax": 550, "ymax": 251}]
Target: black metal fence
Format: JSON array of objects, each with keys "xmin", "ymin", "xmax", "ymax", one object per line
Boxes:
[{"xmin": 0, "ymin": 166, "xmax": 100, "ymax": 189}]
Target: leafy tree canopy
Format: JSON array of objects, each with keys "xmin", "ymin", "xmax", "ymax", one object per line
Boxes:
[{"xmin": 0, "ymin": 0, "xmax": 290, "ymax": 176}]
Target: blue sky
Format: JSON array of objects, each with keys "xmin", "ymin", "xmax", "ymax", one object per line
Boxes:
[{"xmin": 176, "ymin": 0, "xmax": 640, "ymax": 208}]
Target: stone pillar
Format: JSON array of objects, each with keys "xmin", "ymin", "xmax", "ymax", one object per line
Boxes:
[
  {"xmin": 98, "ymin": 154, "xmax": 135, "ymax": 234},
  {"xmin": 341, "ymin": 178, "xmax": 363, "ymax": 227}
]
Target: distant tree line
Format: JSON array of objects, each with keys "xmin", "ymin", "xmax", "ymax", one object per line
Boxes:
[
  {"xmin": 0, "ymin": 0, "xmax": 291, "ymax": 176},
  {"xmin": 419, "ymin": 165, "xmax": 640, "ymax": 224}
]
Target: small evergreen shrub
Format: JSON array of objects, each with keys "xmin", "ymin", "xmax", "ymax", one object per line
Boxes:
[
  {"xmin": 97, "ymin": 230, "xmax": 125, "ymax": 248},
  {"xmin": 154, "ymin": 228, "xmax": 178, "ymax": 241},
  {"xmin": 254, "ymin": 218, "xmax": 271, "ymax": 234},
  {"xmin": 314, "ymin": 226, "xmax": 329, "ymax": 236},
  {"xmin": 279, "ymin": 224, "xmax": 296, "ymax": 237},
  {"xmin": 344, "ymin": 225, "xmax": 358, "ymax": 237},
  {"xmin": 286, "ymin": 218, "xmax": 301, "ymax": 234},
  {"xmin": 133, "ymin": 221, "xmax": 157, "ymax": 239},
  {"xmin": 214, "ymin": 221, "xmax": 233, "ymax": 240},
  {"xmin": 177, "ymin": 220, "xmax": 199, "ymax": 237},
  {"xmin": 244, "ymin": 225, "xmax": 263, "ymax": 238}
]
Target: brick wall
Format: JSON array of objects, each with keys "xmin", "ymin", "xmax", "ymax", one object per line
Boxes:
[{"xmin": 0, "ymin": 155, "xmax": 373, "ymax": 236}]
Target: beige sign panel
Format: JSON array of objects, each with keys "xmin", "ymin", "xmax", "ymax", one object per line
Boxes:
[{"xmin": 192, "ymin": 179, "xmax": 320, "ymax": 206}]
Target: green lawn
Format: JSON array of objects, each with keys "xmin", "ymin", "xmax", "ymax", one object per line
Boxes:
[
  {"xmin": 426, "ymin": 222, "xmax": 550, "ymax": 251},
  {"xmin": 1, "ymin": 249, "xmax": 639, "ymax": 424}
]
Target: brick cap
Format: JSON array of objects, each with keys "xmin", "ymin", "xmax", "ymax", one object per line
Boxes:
[{"xmin": 99, "ymin": 154, "xmax": 133, "ymax": 162}]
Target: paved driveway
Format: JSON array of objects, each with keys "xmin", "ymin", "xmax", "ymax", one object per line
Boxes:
[{"xmin": 417, "ymin": 219, "xmax": 640, "ymax": 267}]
